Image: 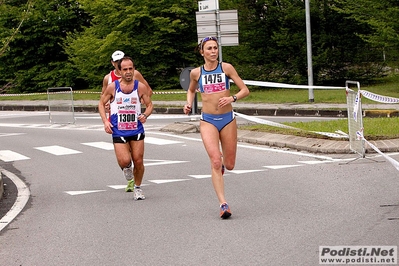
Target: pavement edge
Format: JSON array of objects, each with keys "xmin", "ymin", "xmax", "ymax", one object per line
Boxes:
[{"xmin": 0, "ymin": 168, "xmax": 3, "ymax": 201}]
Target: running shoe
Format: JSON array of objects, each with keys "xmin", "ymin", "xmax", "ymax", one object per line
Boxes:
[
  {"xmin": 123, "ymin": 166, "xmax": 134, "ymax": 180},
  {"xmin": 220, "ymin": 203, "xmax": 231, "ymax": 219},
  {"xmin": 125, "ymin": 179, "xmax": 135, "ymax": 192},
  {"xmin": 133, "ymin": 188, "xmax": 146, "ymax": 200},
  {"xmin": 221, "ymin": 164, "xmax": 225, "ymax": 175}
]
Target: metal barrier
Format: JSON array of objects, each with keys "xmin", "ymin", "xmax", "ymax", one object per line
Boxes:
[
  {"xmin": 345, "ymin": 81, "xmax": 365, "ymax": 158},
  {"xmin": 47, "ymin": 87, "xmax": 75, "ymax": 124}
]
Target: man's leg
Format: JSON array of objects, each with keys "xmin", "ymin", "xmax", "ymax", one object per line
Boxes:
[
  {"xmin": 113, "ymin": 143, "xmax": 134, "ymax": 191},
  {"xmin": 130, "ymin": 139, "xmax": 145, "ymax": 200}
]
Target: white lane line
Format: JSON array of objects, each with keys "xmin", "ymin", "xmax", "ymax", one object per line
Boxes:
[
  {"xmin": 0, "ymin": 169, "xmax": 30, "ymax": 232},
  {"xmin": 148, "ymin": 179, "xmax": 190, "ymax": 184},
  {"xmin": 144, "ymin": 160, "xmax": 188, "ymax": 167},
  {"xmin": 298, "ymin": 160, "xmax": 337, "ymax": 165},
  {"xmin": 0, "ymin": 123, "xmax": 104, "ymax": 131},
  {"xmin": 0, "ymin": 150, "xmax": 30, "ymax": 162},
  {"xmin": 82, "ymin": 142, "xmax": 114, "ymax": 150},
  {"xmin": 108, "ymin": 184, "xmax": 149, "ymax": 190},
  {"xmin": 34, "ymin": 145, "xmax": 82, "ymax": 156},
  {"xmin": 108, "ymin": 185, "xmax": 127, "ymax": 190},
  {"xmin": 65, "ymin": 190, "xmax": 106, "ymax": 195},
  {"xmin": 153, "ymin": 114, "xmax": 200, "ymax": 119},
  {"xmin": 144, "ymin": 137, "xmax": 183, "ymax": 145},
  {"xmin": 0, "ymin": 133, "xmax": 26, "ymax": 138},
  {"xmin": 189, "ymin": 175, "xmax": 212, "ymax": 179},
  {"xmin": 228, "ymin": 169, "xmax": 266, "ymax": 174},
  {"xmin": 263, "ymin": 165, "xmax": 302, "ymax": 169}
]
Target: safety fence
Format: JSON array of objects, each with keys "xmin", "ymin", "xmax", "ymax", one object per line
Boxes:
[
  {"xmin": 47, "ymin": 87, "xmax": 75, "ymax": 124},
  {"xmin": 344, "ymin": 82, "xmax": 399, "ymax": 171}
]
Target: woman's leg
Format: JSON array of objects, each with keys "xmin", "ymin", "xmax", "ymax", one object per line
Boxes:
[
  {"xmin": 200, "ymin": 121, "xmax": 227, "ymax": 204},
  {"xmin": 220, "ymin": 119, "xmax": 238, "ymax": 171}
]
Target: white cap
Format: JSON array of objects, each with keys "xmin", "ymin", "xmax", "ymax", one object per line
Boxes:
[{"xmin": 111, "ymin": 50, "xmax": 124, "ymax": 61}]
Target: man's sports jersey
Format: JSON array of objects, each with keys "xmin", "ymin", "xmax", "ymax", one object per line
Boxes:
[
  {"xmin": 109, "ymin": 79, "xmax": 144, "ymax": 138},
  {"xmin": 108, "ymin": 70, "xmax": 121, "ymax": 84},
  {"xmin": 198, "ymin": 63, "xmax": 230, "ymax": 94}
]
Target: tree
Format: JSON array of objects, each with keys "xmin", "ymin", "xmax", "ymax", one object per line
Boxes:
[
  {"xmin": 332, "ymin": 0, "xmax": 399, "ymax": 78},
  {"xmin": 0, "ymin": 0, "xmax": 90, "ymax": 93},
  {"xmin": 223, "ymin": 0, "xmax": 385, "ymax": 85},
  {"xmin": 65, "ymin": 0, "xmax": 200, "ymax": 91},
  {"xmin": 2, "ymin": 0, "xmax": 398, "ymax": 93},
  {"xmin": 333, "ymin": 0, "xmax": 399, "ymax": 48}
]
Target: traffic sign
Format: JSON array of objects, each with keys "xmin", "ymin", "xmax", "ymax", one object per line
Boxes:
[
  {"xmin": 195, "ymin": 10, "xmax": 239, "ymax": 46},
  {"xmin": 198, "ymin": 0, "xmax": 217, "ymax": 12}
]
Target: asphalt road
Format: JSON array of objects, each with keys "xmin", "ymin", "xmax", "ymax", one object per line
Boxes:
[{"xmin": 0, "ymin": 111, "xmax": 398, "ymax": 265}]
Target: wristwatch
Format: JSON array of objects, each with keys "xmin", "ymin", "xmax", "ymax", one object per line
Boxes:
[{"xmin": 232, "ymin": 95, "xmax": 237, "ymax": 102}]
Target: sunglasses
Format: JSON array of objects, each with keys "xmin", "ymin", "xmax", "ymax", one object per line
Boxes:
[{"xmin": 199, "ymin": 36, "xmax": 218, "ymax": 50}]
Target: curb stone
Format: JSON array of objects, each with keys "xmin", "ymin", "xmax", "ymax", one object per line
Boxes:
[{"xmin": 0, "ymin": 169, "xmax": 4, "ymax": 201}]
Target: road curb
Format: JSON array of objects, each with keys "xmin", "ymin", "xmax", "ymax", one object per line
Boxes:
[{"xmin": 0, "ymin": 169, "xmax": 3, "ymax": 201}]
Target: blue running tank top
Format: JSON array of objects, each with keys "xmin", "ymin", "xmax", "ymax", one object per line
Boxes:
[
  {"xmin": 109, "ymin": 79, "xmax": 144, "ymax": 137},
  {"xmin": 198, "ymin": 63, "xmax": 230, "ymax": 94}
]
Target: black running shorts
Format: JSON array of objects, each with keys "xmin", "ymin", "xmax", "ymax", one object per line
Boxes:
[{"xmin": 113, "ymin": 133, "xmax": 145, "ymax": 143}]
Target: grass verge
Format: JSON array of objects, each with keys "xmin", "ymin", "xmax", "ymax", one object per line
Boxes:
[{"xmin": 239, "ymin": 117, "xmax": 399, "ymax": 140}]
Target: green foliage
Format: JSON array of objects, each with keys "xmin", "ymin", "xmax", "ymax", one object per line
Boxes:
[
  {"xmin": 65, "ymin": 0, "xmax": 200, "ymax": 91},
  {"xmin": 222, "ymin": 0, "xmax": 391, "ymax": 86},
  {"xmin": 333, "ymin": 0, "xmax": 399, "ymax": 48},
  {"xmin": 0, "ymin": 0, "xmax": 90, "ymax": 93},
  {"xmin": 1, "ymin": 0, "xmax": 399, "ymax": 94}
]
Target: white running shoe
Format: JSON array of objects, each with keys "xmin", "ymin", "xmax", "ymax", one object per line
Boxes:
[
  {"xmin": 123, "ymin": 166, "xmax": 133, "ymax": 181},
  {"xmin": 133, "ymin": 188, "xmax": 145, "ymax": 200}
]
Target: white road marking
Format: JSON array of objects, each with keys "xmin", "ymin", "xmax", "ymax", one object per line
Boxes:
[
  {"xmin": 65, "ymin": 190, "xmax": 106, "ymax": 195},
  {"xmin": 147, "ymin": 114, "xmax": 200, "ymax": 120},
  {"xmin": 0, "ymin": 150, "xmax": 30, "ymax": 162},
  {"xmin": 75, "ymin": 116, "xmax": 101, "ymax": 120},
  {"xmin": 0, "ymin": 133, "xmax": 26, "ymax": 138},
  {"xmin": 108, "ymin": 184, "xmax": 149, "ymax": 190},
  {"xmin": 108, "ymin": 185, "xmax": 127, "ymax": 190},
  {"xmin": 298, "ymin": 160, "xmax": 337, "ymax": 165},
  {"xmin": 0, "ymin": 123, "xmax": 104, "ymax": 131},
  {"xmin": 263, "ymin": 165, "xmax": 302, "ymax": 169},
  {"xmin": 228, "ymin": 169, "xmax": 266, "ymax": 174},
  {"xmin": 82, "ymin": 142, "xmax": 114, "ymax": 150},
  {"xmin": 0, "ymin": 169, "xmax": 30, "ymax": 232},
  {"xmin": 144, "ymin": 160, "xmax": 188, "ymax": 167},
  {"xmin": 148, "ymin": 179, "xmax": 190, "ymax": 184},
  {"xmin": 189, "ymin": 175, "xmax": 212, "ymax": 179},
  {"xmin": 35, "ymin": 145, "xmax": 82, "ymax": 156},
  {"xmin": 145, "ymin": 137, "xmax": 183, "ymax": 145}
]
